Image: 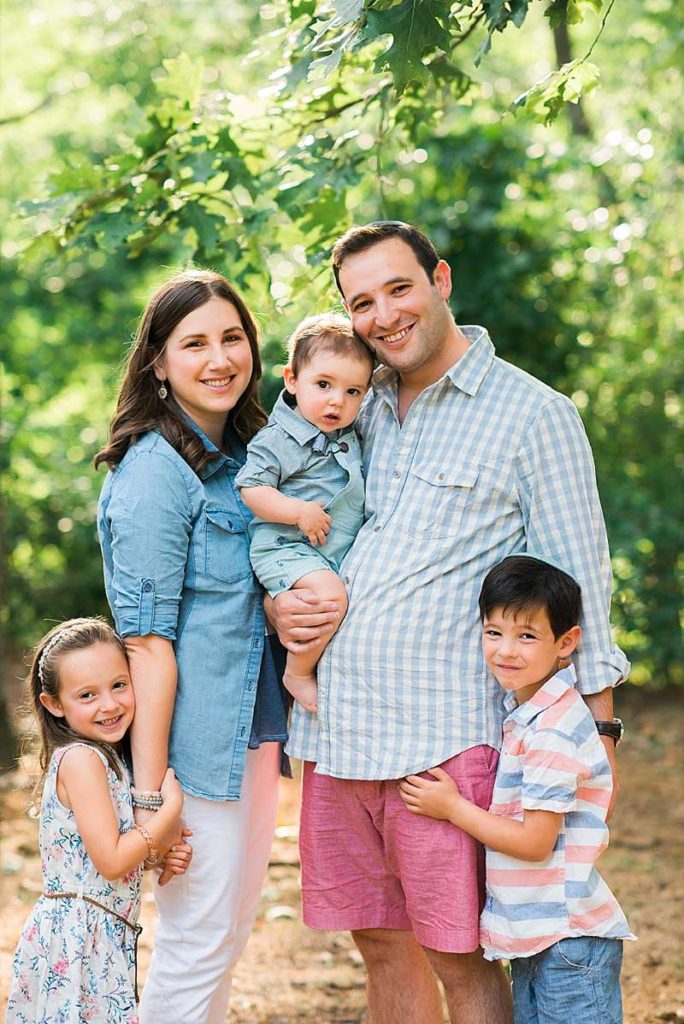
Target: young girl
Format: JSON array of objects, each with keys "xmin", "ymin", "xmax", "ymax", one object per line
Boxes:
[
  {"xmin": 236, "ymin": 312, "xmax": 374, "ymax": 714},
  {"xmin": 7, "ymin": 618, "xmax": 191, "ymax": 1024}
]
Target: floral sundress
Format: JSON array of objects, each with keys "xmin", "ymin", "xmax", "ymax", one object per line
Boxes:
[{"xmin": 7, "ymin": 743, "xmax": 142, "ymax": 1023}]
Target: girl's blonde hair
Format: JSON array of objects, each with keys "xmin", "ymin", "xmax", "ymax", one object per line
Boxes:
[{"xmin": 28, "ymin": 617, "xmax": 128, "ymax": 781}]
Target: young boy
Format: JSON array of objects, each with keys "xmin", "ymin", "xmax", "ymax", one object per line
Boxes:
[
  {"xmin": 236, "ymin": 312, "xmax": 374, "ymax": 715},
  {"xmin": 399, "ymin": 555, "xmax": 633, "ymax": 1024}
]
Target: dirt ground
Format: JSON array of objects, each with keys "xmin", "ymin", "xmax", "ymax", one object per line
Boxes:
[{"xmin": 1, "ymin": 689, "xmax": 683, "ymax": 1023}]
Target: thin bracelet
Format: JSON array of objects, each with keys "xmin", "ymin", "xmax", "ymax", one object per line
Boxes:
[{"xmin": 134, "ymin": 823, "xmax": 159, "ymax": 865}]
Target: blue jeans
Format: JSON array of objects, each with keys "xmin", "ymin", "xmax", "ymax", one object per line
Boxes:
[{"xmin": 511, "ymin": 936, "xmax": 624, "ymax": 1024}]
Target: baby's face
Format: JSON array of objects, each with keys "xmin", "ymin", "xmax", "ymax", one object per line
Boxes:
[
  {"xmin": 285, "ymin": 350, "xmax": 371, "ymax": 433},
  {"xmin": 482, "ymin": 606, "xmax": 579, "ymax": 703}
]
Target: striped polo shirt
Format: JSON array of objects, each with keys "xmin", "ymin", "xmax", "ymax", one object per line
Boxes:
[{"xmin": 480, "ymin": 665, "xmax": 634, "ymax": 960}]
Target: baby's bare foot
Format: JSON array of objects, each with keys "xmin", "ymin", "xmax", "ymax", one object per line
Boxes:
[{"xmin": 283, "ymin": 669, "xmax": 318, "ymax": 715}]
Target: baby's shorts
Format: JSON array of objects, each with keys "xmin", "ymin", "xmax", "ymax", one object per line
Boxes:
[{"xmin": 249, "ymin": 522, "xmax": 356, "ymax": 598}]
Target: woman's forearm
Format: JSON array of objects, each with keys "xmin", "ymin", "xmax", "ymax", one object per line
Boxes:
[{"xmin": 125, "ymin": 634, "xmax": 177, "ymax": 791}]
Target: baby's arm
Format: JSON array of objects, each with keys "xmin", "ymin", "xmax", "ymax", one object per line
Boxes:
[
  {"xmin": 398, "ymin": 768, "xmax": 561, "ymax": 862},
  {"xmin": 240, "ymin": 485, "xmax": 331, "ymax": 547},
  {"xmin": 59, "ymin": 748, "xmax": 183, "ymax": 881}
]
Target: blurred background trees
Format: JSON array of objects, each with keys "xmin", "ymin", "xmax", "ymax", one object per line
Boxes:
[{"xmin": 2, "ymin": 0, "xmax": 682, "ymax": 762}]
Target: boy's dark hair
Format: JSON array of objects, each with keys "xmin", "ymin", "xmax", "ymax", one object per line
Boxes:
[
  {"xmin": 479, "ymin": 556, "xmax": 582, "ymax": 639},
  {"xmin": 331, "ymin": 221, "xmax": 441, "ymax": 297},
  {"xmin": 288, "ymin": 312, "xmax": 374, "ymax": 377}
]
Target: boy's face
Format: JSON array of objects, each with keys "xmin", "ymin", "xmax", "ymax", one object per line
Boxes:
[
  {"xmin": 283, "ymin": 350, "xmax": 372, "ymax": 433},
  {"xmin": 482, "ymin": 606, "xmax": 581, "ymax": 703}
]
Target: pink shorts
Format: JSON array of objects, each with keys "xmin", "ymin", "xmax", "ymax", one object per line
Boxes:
[{"xmin": 300, "ymin": 745, "xmax": 499, "ymax": 953}]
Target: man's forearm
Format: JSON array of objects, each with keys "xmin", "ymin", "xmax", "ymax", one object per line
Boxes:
[{"xmin": 583, "ymin": 686, "xmax": 614, "ymax": 723}]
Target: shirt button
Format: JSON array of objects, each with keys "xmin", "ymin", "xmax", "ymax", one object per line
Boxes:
[
  {"xmin": 393, "ymin": 471, "xmax": 400, "ymax": 479},
  {"xmin": 374, "ymin": 525, "xmax": 381, "ymax": 532},
  {"xmin": 142, "ymin": 581, "xmax": 153, "ymax": 592},
  {"xmin": 438, "ymin": 472, "xmax": 445, "ymax": 480},
  {"xmin": 343, "ymin": 576, "xmax": 350, "ymax": 585}
]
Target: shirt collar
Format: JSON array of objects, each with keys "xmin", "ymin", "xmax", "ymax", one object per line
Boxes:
[
  {"xmin": 504, "ymin": 664, "xmax": 578, "ymax": 724},
  {"xmin": 371, "ymin": 325, "xmax": 495, "ymax": 400},
  {"xmin": 270, "ymin": 390, "xmax": 353, "ymax": 451},
  {"xmin": 176, "ymin": 409, "xmax": 244, "ymax": 480}
]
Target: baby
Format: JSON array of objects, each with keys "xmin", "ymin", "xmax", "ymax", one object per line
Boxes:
[{"xmin": 236, "ymin": 312, "xmax": 374, "ymax": 713}]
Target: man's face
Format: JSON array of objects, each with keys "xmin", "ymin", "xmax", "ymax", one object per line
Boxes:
[{"xmin": 338, "ymin": 237, "xmax": 453, "ymax": 381}]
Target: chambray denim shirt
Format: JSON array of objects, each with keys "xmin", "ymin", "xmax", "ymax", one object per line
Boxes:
[{"xmin": 98, "ymin": 419, "xmax": 287, "ymax": 801}]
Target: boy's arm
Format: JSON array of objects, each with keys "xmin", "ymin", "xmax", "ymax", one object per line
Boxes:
[
  {"xmin": 399, "ymin": 768, "xmax": 562, "ymax": 862},
  {"xmin": 240, "ymin": 485, "xmax": 331, "ymax": 546}
]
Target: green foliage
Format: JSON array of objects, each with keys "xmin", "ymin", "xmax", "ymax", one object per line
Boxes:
[{"xmin": 2, "ymin": 0, "xmax": 682, "ymax": 695}]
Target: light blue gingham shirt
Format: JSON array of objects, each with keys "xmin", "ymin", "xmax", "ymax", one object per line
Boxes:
[{"xmin": 287, "ymin": 327, "xmax": 629, "ymax": 779}]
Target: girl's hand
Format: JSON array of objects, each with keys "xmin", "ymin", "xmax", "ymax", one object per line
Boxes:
[
  {"xmin": 296, "ymin": 501, "xmax": 332, "ymax": 546},
  {"xmin": 398, "ymin": 767, "xmax": 462, "ymax": 822}
]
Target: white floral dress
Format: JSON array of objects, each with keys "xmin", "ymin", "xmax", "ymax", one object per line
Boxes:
[{"xmin": 7, "ymin": 744, "xmax": 142, "ymax": 1023}]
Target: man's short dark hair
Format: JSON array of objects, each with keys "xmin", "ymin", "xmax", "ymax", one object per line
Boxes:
[
  {"xmin": 331, "ymin": 221, "xmax": 441, "ymax": 297},
  {"xmin": 478, "ymin": 556, "xmax": 582, "ymax": 639}
]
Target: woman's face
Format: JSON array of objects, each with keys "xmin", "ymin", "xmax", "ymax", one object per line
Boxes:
[{"xmin": 154, "ymin": 297, "xmax": 254, "ymax": 446}]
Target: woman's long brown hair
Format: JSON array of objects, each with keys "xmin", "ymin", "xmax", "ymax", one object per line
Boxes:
[{"xmin": 95, "ymin": 270, "xmax": 267, "ymax": 473}]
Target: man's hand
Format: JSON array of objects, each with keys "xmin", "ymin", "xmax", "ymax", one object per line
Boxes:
[
  {"xmin": 265, "ymin": 589, "xmax": 340, "ymax": 653},
  {"xmin": 601, "ymin": 736, "xmax": 620, "ymax": 821},
  {"xmin": 583, "ymin": 687, "xmax": 619, "ymax": 820},
  {"xmin": 398, "ymin": 767, "xmax": 463, "ymax": 822},
  {"xmin": 295, "ymin": 501, "xmax": 332, "ymax": 546}
]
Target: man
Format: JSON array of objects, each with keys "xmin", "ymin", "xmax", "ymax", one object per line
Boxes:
[{"xmin": 270, "ymin": 222, "xmax": 628, "ymax": 1023}]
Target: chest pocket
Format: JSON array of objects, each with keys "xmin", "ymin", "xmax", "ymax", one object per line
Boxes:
[
  {"xmin": 204, "ymin": 507, "xmax": 253, "ymax": 584},
  {"xmin": 406, "ymin": 462, "xmax": 479, "ymax": 540}
]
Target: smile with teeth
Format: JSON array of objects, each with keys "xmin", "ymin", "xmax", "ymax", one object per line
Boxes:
[
  {"xmin": 378, "ymin": 324, "xmax": 414, "ymax": 345},
  {"xmin": 97, "ymin": 715, "xmax": 123, "ymax": 727},
  {"xmin": 202, "ymin": 376, "xmax": 233, "ymax": 388}
]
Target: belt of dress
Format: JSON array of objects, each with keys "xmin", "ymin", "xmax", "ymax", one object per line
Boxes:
[{"xmin": 43, "ymin": 891, "xmax": 142, "ymax": 998}]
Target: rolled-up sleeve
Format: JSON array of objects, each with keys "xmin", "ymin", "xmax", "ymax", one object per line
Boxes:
[
  {"xmin": 102, "ymin": 451, "xmax": 193, "ymax": 639},
  {"xmin": 517, "ymin": 397, "xmax": 630, "ymax": 694}
]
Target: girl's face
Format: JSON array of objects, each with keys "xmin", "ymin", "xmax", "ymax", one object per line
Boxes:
[
  {"xmin": 153, "ymin": 296, "xmax": 254, "ymax": 447},
  {"xmin": 40, "ymin": 642, "xmax": 135, "ymax": 746},
  {"xmin": 283, "ymin": 350, "xmax": 372, "ymax": 433}
]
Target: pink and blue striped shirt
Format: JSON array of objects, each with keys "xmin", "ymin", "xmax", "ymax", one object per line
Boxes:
[{"xmin": 480, "ymin": 665, "xmax": 634, "ymax": 960}]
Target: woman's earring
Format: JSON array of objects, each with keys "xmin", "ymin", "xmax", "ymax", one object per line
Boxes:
[{"xmin": 158, "ymin": 381, "xmax": 168, "ymax": 400}]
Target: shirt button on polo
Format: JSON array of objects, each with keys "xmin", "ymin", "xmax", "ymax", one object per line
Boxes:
[{"xmin": 142, "ymin": 581, "xmax": 153, "ymax": 592}]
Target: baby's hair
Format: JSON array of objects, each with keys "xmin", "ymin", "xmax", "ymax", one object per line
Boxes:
[
  {"xmin": 28, "ymin": 617, "xmax": 128, "ymax": 781},
  {"xmin": 288, "ymin": 312, "xmax": 374, "ymax": 378},
  {"xmin": 479, "ymin": 556, "xmax": 582, "ymax": 640}
]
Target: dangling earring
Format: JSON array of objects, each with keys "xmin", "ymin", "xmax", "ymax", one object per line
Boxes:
[{"xmin": 158, "ymin": 381, "xmax": 168, "ymax": 400}]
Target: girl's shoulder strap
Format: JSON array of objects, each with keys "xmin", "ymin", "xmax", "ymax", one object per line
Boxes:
[{"xmin": 54, "ymin": 742, "xmax": 111, "ymax": 772}]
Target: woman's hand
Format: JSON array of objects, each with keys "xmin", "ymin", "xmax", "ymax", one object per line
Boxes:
[
  {"xmin": 265, "ymin": 589, "xmax": 340, "ymax": 653},
  {"xmin": 160, "ymin": 767, "xmax": 183, "ymax": 816}
]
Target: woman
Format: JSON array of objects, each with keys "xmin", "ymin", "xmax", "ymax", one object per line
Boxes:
[{"xmin": 95, "ymin": 270, "xmax": 289, "ymax": 1023}]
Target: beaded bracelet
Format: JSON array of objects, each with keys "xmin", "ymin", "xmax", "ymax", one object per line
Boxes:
[
  {"xmin": 131, "ymin": 787, "xmax": 163, "ymax": 811},
  {"xmin": 134, "ymin": 823, "xmax": 159, "ymax": 865}
]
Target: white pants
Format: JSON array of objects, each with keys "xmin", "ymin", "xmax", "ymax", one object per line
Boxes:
[{"xmin": 139, "ymin": 743, "xmax": 281, "ymax": 1024}]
